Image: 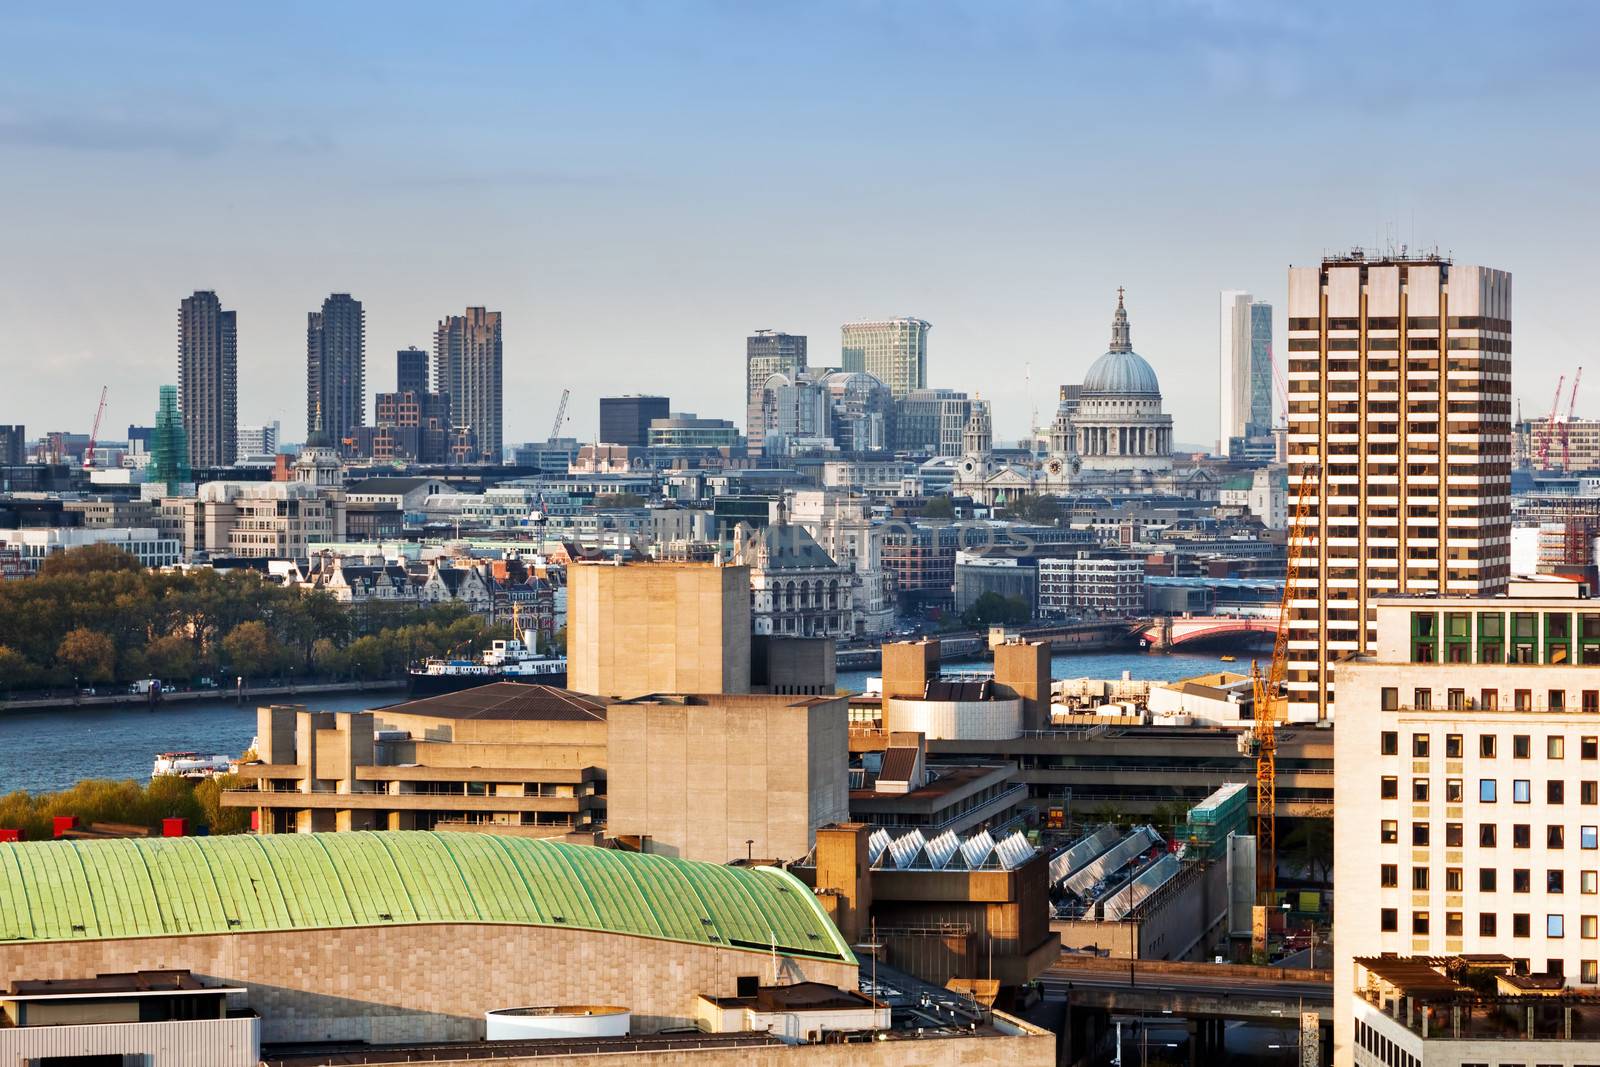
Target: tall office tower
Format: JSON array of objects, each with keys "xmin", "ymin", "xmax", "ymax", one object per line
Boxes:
[
  {"xmin": 306, "ymin": 293, "xmax": 366, "ymax": 446},
  {"xmin": 177, "ymin": 290, "xmax": 237, "ymax": 467},
  {"xmin": 396, "ymin": 346, "xmax": 429, "ymax": 396},
  {"xmin": 840, "ymin": 318, "xmax": 931, "ymax": 398},
  {"xmin": 1284, "ymin": 253, "xmax": 1513, "ymax": 722},
  {"xmin": 599, "ymin": 395, "xmax": 670, "ymax": 449},
  {"xmin": 745, "ymin": 331, "xmax": 807, "ymax": 456},
  {"xmin": 149, "ymin": 385, "xmax": 190, "ymax": 495},
  {"xmin": 1219, "ymin": 290, "xmax": 1253, "ymax": 453},
  {"xmin": 0, "ymin": 425, "xmax": 24, "ymax": 466},
  {"xmin": 433, "ymin": 308, "xmax": 503, "ymax": 462},
  {"xmin": 1249, "ymin": 301, "xmax": 1273, "ymax": 437}
]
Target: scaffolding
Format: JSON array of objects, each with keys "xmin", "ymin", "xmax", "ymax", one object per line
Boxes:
[{"xmin": 1180, "ymin": 782, "xmax": 1249, "ymax": 861}]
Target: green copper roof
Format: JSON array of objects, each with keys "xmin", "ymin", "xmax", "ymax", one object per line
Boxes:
[{"xmin": 0, "ymin": 831, "xmax": 854, "ymax": 963}]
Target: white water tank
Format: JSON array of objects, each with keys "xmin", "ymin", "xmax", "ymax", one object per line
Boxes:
[{"xmin": 485, "ymin": 1006, "xmax": 631, "ymax": 1041}]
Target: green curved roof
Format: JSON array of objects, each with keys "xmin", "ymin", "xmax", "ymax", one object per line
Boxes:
[{"xmin": 0, "ymin": 831, "xmax": 853, "ymax": 963}]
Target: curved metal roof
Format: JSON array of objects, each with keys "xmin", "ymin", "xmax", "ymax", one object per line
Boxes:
[
  {"xmin": 0, "ymin": 831, "xmax": 853, "ymax": 962},
  {"xmin": 1082, "ymin": 349, "xmax": 1161, "ymax": 396}
]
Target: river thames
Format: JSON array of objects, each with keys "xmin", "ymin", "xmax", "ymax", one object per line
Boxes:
[{"xmin": 0, "ymin": 648, "xmax": 1235, "ymax": 794}]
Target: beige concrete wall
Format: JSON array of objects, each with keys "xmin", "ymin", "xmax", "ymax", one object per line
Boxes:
[
  {"xmin": 0, "ymin": 924, "xmax": 855, "ymax": 1045},
  {"xmin": 607, "ymin": 696, "xmax": 848, "ymax": 863},
  {"xmin": 569, "ymin": 561, "xmax": 751, "ymax": 699}
]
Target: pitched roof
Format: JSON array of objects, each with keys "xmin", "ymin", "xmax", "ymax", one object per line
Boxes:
[
  {"xmin": 0, "ymin": 831, "xmax": 853, "ymax": 963},
  {"xmin": 381, "ymin": 682, "xmax": 606, "ymax": 722}
]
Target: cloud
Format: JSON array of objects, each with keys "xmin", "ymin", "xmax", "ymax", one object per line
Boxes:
[{"xmin": 0, "ymin": 112, "xmax": 231, "ymax": 156}]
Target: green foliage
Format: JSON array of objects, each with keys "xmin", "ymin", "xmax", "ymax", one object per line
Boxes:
[
  {"xmin": 1000, "ymin": 493, "xmax": 1062, "ymax": 526},
  {"xmin": 1281, "ymin": 817, "xmax": 1333, "ymax": 885},
  {"xmin": 595, "ymin": 492, "xmax": 647, "ymax": 508},
  {"xmin": 0, "ymin": 776, "xmax": 249, "ymax": 841},
  {"xmin": 920, "ymin": 495, "xmax": 955, "ymax": 519},
  {"xmin": 0, "ymin": 545, "xmax": 506, "ymax": 693},
  {"xmin": 961, "ymin": 591, "xmax": 1032, "ymax": 628}
]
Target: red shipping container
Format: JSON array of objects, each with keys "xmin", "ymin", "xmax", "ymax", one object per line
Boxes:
[
  {"xmin": 0, "ymin": 829, "xmax": 21, "ymax": 843},
  {"xmin": 161, "ymin": 818, "xmax": 188, "ymax": 838},
  {"xmin": 53, "ymin": 816, "xmax": 79, "ymax": 838}
]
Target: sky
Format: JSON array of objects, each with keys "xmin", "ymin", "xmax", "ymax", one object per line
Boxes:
[{"xmin": 2, "ymin": 1, "xmax": 1598, "ymax": 450}]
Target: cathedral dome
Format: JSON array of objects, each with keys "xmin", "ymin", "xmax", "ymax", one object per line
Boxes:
[
  {"xmin": 1082, "ymin": 349, "xmax": 1160, "ymax": 396},
  {"xmin": 1081, "ymin": 288, "xmax": 1161, "ymax": 396}
]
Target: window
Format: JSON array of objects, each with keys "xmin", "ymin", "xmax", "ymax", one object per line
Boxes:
[
  {"xmin": 1583, "ymin": 960, "xmax": 1598, "ymax": 984},
  {"xmin": 1382, "ymin": 776, "xmax": 1399, "ymax": 799},
  {"xmin": 1447, "ymin": 779, "xmax": 1464, "ymax": 803},
  {"xmin": 1446, "ymin": 911, "xmax": 1463, "ymax": 937},
  {"xmin": 1413, "ymin": 867, "xmax": 1430, "ymax": 890},
  {"xmin": 1585, "ymin": 738, "xmax": 1599, "ymax": 761},
  {"xmin": 1515, "ymin": 869, "xmax": 1532, "ymax": 893},
  {"xmin": 1585, "ymin": 827, "xmax": 1598, "ymax": 850},
  {"xmin": 1585, "ymin": 916, "xmax": 1598, "ymax": 939},
  {"xmin": 1381, "ymin": 908, "xmax": 1398, "ymax": 932},
  {"xmin": 1553, "ymin": 690, "xmax": 1568, "ymax": 711},
  {"xmin": 1414, "ymin": 822, "xmax": 1431, "ymax": 846},
  {"xmin": 1447, "ymin": 822, "xmax": 1464, "ymax": 847},
  {"xmin": 1447, "ymin": 734, "xmax": 1464, "ymax": 759},
  {"xmin": 1482, "ymin": 735, "xmax": 1498, "ymax": 758},
  {"xmin": 1517, "ymin": 688, "xmax": 1534, "ymax": 708},
  {"xmin": 1413, "ymin": 911, "xmax": 1430, "ymax": 935},
  {"xmin": 1482, "ymin": 690, "xmax": 1500, "ymax": 711},
  {"xmin": 1515, "ymin": 780, "xmax": 1532, "ymax": 804},
  {"xmin": 1515, "ymin": 735, "xmax": 1532, "ymax": 758},
  {"xmin": 1414, "ymin": 779, "xmax": 1431, "ymax": 802},
  {"xmin": 1514, "ymin": 913, "xmax": 1531, "ymax": 937},
  {"xmin": 1382, "ymin": 820, "xmax": 1399, "ymax": 844},
  {"xmin": 1552, "ymin": 826, "xmax": 1567, "ymax": 849},
  {"xmin": 1481, "ymin": 868, "xmax": 1498, "ymax": 892},
  {"xmin": 1381, "ymin": 864, "xmax": 1398, "ymax": 887},
  {"xmin": 1550, "ymin": 915, "xmax": 1566, "ymax": 938},
  {"xmin": 1553, "ymin": 781, "xmax": 1568, "ymax": 804},
  {"xmin": 1414, "ymin": 734, "xmax": 1431, "ymax": 757},
  {"xmin": 1480, "ymin": 913, "xmax": 1498, "ymax": 936},
  {"xmin": 1551, "ymin": 870, "xmax": 1567, "ymax": 894},
  {"xmin": 1587, "ymin": 691, "xmax": 1600, "ymax": 712},
  {"xmin": 1482, "ymin": 779, "xmax": 1499, "ymax": 803},
  {"xmin": 1552, "ymin": 737, "xmax": 1568, "ymax": 759},
  {"xmin": 1381, "ymin": 686, "xmax": 1399, "ymax": 711},
  {"xmin": 1446, "ymin": 867, "xmax": 1463, "ymax": 892},
  {"xmin": 1515, "ymin": 824, "xmax": 1532, "ymax": 848},
  {"xmin": 1586, "ymin": 781, "xmax": 1599, "ymax": 806},
  {"xmin": 1481, "ymin": 824, "xmax": 1499, "ymax": 847},
  {"xmin": 1586, "ymin": 871, "xmax": 1599, "ymax": 895},
  {"xmin": 1382, "ymin": 731, "xmax": 1399, "ymax": 756}
]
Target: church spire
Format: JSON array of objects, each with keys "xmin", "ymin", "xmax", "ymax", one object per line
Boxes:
[{"xmin": 1109, "ymin": 287, "xmax": 1132, "ymax": 352}]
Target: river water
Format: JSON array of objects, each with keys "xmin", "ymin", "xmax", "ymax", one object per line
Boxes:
[{"xmin": 0, "ymin": 649, "xmax": 1235, "ymax": 794}]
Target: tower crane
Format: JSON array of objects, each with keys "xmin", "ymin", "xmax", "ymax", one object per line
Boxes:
[
  {"xmin": 1245, "ymin": 455, "xmax": 1318, "ymax": 903},
  {"xmin": 1560, "ymin": 367, "xmax": 1583, "ymax": 471},
  {"xmin": 82, "ymin": 386, "xmax": 108, "ymax": 470},
  {"xmin": 1538, "ymin": 375, "xmax": 1566, "ymax": 470},
  {"xmin": 548, "ymin": 389, "xmax": 570, "ymax": 444}
]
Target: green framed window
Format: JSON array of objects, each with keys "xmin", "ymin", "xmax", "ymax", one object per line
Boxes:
[
  {"xmin": 1411, "ymin": 611, "xmax": 1438, "ymax": 664},
  {"xmin": 1548, "ymin": 613, "xmax": 1573, "ymax": 665}
]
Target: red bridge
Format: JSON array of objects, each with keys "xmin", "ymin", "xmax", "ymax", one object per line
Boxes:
[{"xmin": 1134, "ymin": 615, "xmax": 1280, "ymax": 650}]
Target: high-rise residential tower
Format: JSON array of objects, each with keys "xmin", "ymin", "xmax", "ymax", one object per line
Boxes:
[
  {"xmin": 177, "ymin": 290, "xmax": 237, "ymax": 467},
  {"xmin": 396, "ymin": 346, "xmax": 429, "ymax": 396},
  {"xmin": 745, "ymin": 331, "xmax": 807, "ymax": 455},
  {"xmin": 306, "ymin": 293, "xmax": 365, "ymax": 447},
  {"xmin": 1284, "ymin": 253, "xmax": 1512, "ymax": 721},
  {"xmin": 840, "ymin": 318, "xmax": 930, "ymax": 398},
  {"xmin": 1219, "ymin": 291, "xmax": 1276, "ymax": 455},
  {"xmin": 433, "ymin": 308, "xmax": 503, "ymax": 463}
]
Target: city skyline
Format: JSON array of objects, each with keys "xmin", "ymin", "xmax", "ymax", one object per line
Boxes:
[{"xmin": 3, "ymin": 3, "xmax": 1597, "ymax": 446}]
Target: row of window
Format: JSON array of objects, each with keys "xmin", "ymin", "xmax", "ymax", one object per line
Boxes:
[
  {"xmin": 1379, "ymin": 821, "xmax": 1599, "ymax": 848},
  {"xmin": 1379, "ymin": 909, "xmax": 1593, "ymax": 946},
  {"xmin": 1383, "ymin": 776, "xmax": 1600, "ymax": 806},
  {"xmin": 1380, "ymin": 731, "xmax": 1600, "ymax": 758},
  {"xmin": 1355, "ymin": 1019, "xmax": 1418, "ymax": 1067},
  {"xmin": 1381, "ymin": 864, "xmax": 1600, "ymax": 893}
]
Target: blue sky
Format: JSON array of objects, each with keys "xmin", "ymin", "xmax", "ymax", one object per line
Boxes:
[{"xmin": 2, "ymin": 1, "xmax": 1597, "ymax": 447}]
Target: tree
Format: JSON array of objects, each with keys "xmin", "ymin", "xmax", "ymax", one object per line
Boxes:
[
  {"xmin": 595, "ymin": 492, "xmax": 647, "ymax": 509},
  {"xmin": 920, "ymin": 495, "xmax": 955, "ymax": 519},
  {"xmin": 961, "ymin": 592, "xmax": 1032, "ymax": 628},
  {"xmin": 1281, "ymin": 817, "xmax": 1333, "ymax": 885},
  {"xmin": 37, "ymin": 543, "xmax": 143, "ymax": 578},
  {"xmin": 0, "ymin": 645, "xmax": 38, "ymax": 692},
  {"xmin": 221, "ymin": 621, "xmax": 281, "ymax": 680},
  {"xmin": 192, "ymin": 774, "xmax": 251, "ymax": 835},
  {"xmin": 1003, "ymin": 493, "xmax": 1061, "ymax": 526},
  {"xmin": 57, "ymin": 627, "xmax": 116, "ymax": 684},
  {"xmin": 143, "ymin": 634, "xmax": 196, "ymax": 681}
]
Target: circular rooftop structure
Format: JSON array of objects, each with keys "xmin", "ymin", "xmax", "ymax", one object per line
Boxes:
[{"xmin": 1081, "ymin": 348, "xmax": 1161, "ymax": 396}]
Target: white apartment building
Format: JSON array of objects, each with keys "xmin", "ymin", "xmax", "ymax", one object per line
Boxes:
[
  {"xmin": 0, "ymin": 527, "xmax": 181, "ymax": 573},
  {"xmin": 839, "ymin": 318, "xmax": 930, "ymax": 399},
  {"xmin": 1334, "ymin": 581, "xmax": 1600, "ymax": 1066},
  {"xmin": 1286, "ymin": 254, "xmax": 1513, "ymax": 722},
  {"xmin": 1037, "ymin": 554, "xmax": 1145, "ymax": 615}
]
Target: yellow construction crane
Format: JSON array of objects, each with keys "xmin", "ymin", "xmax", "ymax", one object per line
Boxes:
[{"xmin": 1247, "ymin": 458, "xmax": 1317, "ymax": 904}]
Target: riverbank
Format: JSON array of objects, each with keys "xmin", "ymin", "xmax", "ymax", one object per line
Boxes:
[{"xmin": 0, "ymin": 679, "xmax": 406, "ymax": 714}]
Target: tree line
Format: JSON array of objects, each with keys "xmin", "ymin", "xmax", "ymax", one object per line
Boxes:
[
  {"xmin": 0, "ymin": 775, "xmax": 250, "ymax": 841},
  {"xmin": 0, "ymin": 544, "xmax": 508, "ymax": 693}
]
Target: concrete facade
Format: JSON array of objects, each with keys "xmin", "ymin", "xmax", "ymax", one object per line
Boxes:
[
  {"xmin": 568, "ymin": 560, "xmax": 752, "ymax": 699},
  {"xmin": 606, "ymin": 693, "xmax": 850, "ymax": 863}
]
